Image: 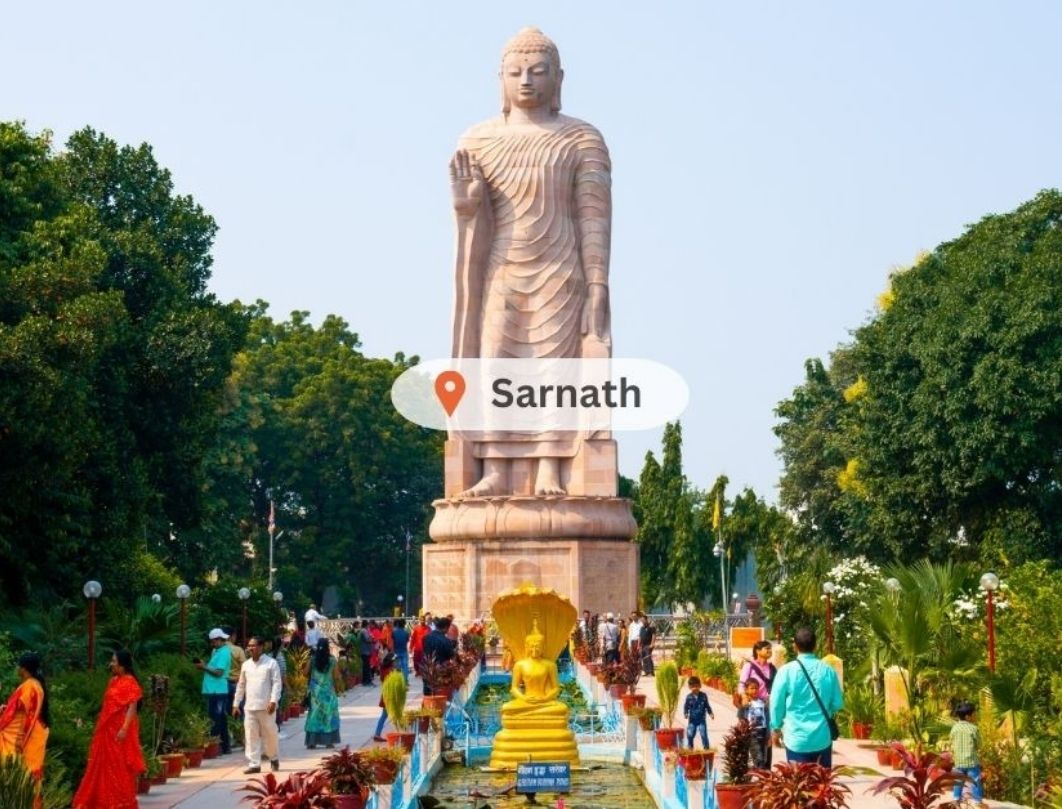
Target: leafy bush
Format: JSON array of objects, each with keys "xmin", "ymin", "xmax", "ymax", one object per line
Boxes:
[
  {"xmin": 655, "ymin": 661, "xmax": 680, "ymax": 729},
  {"xmin": 381, "ymin": 671, "xmax": 409, "ymax": 731}
]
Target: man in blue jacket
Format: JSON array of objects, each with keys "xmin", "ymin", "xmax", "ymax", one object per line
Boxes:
[{"xmin": 769, "ymin": 627, "xmax": 844, "ymax": 767}]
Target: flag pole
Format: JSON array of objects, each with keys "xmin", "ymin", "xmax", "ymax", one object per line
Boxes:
[{"xmin": 268, "ymin": 500, "xmax": 276, "ymax": 592}]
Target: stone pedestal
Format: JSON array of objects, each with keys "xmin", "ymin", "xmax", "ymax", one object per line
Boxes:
[{"xmin": 422, "ymin": 534, "xmax": 639, "ymax": 620}]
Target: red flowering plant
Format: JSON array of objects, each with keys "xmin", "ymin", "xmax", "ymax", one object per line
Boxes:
[
  {"xmin": 238, "ymin": 769, "xmax": 336, "ymax": 808},
  {"xmin": 746, "ymin": 762, "xmax": 851, "ymax": 809},
  {"xmin": 868, "ymin": 743, "xmax": 964, "ymax": 809}
]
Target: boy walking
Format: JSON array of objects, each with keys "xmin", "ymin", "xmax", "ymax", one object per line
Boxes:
[
  {"xmin": 950, "ymin": 701, "xmax": 986, "ymax": 808},
  {"xmin": 683, "ymin": 676, "xmax": 715, "ymax": 749}
]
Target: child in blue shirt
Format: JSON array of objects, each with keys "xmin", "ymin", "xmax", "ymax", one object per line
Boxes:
[{"xmin": 683, "ymin": 676, "xmax": 715, "ymax": 749}]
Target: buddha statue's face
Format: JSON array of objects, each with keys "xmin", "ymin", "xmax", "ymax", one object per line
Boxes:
[
  {"xmin": 526, "ymin": 636, "xmax": 544, "ymax": 658},
  {"xmin": 501, "ymin": 51, "xmax": 560, "ymax": 111}
]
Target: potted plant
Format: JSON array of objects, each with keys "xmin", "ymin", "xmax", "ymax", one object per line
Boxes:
[
  {"xmin": 381, "ymin": 671, "xmax": 415, "ymax": 752},
  {"xmin": 239, "ymin": 770, "xmax": 337, "ymax": 808},
  {"xmin": 319, "ymin": 746, "xmax": 376, "ymax": 809},
  {"xmin": 869, "ymin": 744, "xmax": 963, "ymax": 808},
  {"xmin": 421, "ymin": 654, "xmax": 463, "ymax": 702},
  {"xmin": 405, "ymin": 706, "xmax": 441, "ymax": 734},
  {"xmin": 146, "ymin": 755, "xmax": 167, "ymax": 787},
  {"xmin": 845, "ymin": 684, "xmax": 878, "ymax": 740},
  {"xmin": 716, "ymin": 719, "xmax": 756, "ymax": 809},
  {"xmin": 356, "ymin": 745, "xmax": 404, "ymax": 786},
  {"xmin": 654, "ymin": 661, "xmax": 683, "ymax": 750},
  {"xmin": 603, "ymin": 653, "xmax": 642, "ymax": 699},
  {"xmin": 746, "ymin": 762, "xmax": 852, "ymax": 808},
  {"xmin": 632, "ymin": 705, "xmax": 661, "ymax": 732},
  {"xmin": 285, "ymin": 647, "xmax": 311, "ymax": 716},
  {"xmin": 204, "ymin": 734, "xmax": 222, "ymax": 759},
  {"xmin": 676, "ymin": 748, "xmax": 716, "ymax": 781},
  {"xmin": 176, "ymin": 713, "xmax": 211, "ymax": 767}
]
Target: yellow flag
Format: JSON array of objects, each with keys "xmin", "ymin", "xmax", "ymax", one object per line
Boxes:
[{"xmin": 712, "ymin": 492, "xmax": 721, "ymax": 530}]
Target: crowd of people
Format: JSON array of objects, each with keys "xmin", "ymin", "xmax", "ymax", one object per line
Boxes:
[
  {"xmin": 577, "ymin": 609, "xmax": 657, "ymax": 674},
  {"xmin": 2, "ymin": 605, "xmax": 988, "ymax": 809}
]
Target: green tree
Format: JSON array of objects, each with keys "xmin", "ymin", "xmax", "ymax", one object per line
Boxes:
[
  {"xmin": 775, "ymin": 190, "xmax": 1062, "ymax": 564},
  {"xmin": 194, "ymin": 307, "xmax": 442, "ymax": 613},
  {"xmin": 0, "ymin": 122, "xmax": 245, "ymax": 603}
]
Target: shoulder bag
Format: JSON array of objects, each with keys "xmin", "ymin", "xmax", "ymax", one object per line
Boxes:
[{"xmin": 796, "ymin": 659, "xmax": 839, "ymax": 741}]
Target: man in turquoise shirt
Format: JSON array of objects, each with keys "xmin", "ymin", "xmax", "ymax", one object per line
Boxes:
[
  {"xmin": 196, "ymin": 627, "xmax": 233, "ymax": 754},
  {"xmin": 769, "ymin": 627, "xmax": 844, "ymax": 767}
]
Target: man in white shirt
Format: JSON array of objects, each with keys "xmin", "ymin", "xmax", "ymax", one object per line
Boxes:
[
  {"xmin": 305, "ymin": 620, "xmax": 322, "ymax": 649},
  {"xmin": 233, "ymin": 635, "xmax": 283, "ymax": 774},
  {"xmin": 628, "ymin": 612, "xmax": 643, "ymax": 655},
  {"xmin": 305, "ymin": 603, "xmax": 327, "ymax": 624}
]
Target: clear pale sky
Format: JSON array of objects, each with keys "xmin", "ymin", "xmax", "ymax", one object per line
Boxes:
[{"xmin": 5, "ymin": 2, "xmax": 1060, "ymax": 502}]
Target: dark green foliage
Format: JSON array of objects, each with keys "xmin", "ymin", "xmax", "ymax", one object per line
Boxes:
[
  {"xmin": 0, "ymin": 121, "xmax": 246, "ymax": 605},
  {"xmin": 775, "ymin": 190, "xmax": 1062, "ymax": 564},
  {"xmin": 195, "ymin": 308, "xmax": 442, "ymax": 612}
]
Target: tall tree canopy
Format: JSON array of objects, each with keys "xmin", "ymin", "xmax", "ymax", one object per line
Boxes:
[
  {"xmin": 775, "ymin": 190, "xmax": 1062, "ymax": 564},
  {"xmin": 171, "ymin": 307, "xmax": 443, "ymax": 613},
  {"xmin": 0, "ymin": 122, "xmax": 246, "ymax": 603}
]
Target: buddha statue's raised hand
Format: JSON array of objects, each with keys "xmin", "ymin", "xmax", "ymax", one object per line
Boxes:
[{"xmin": 449, "ymin": 148, "xmax": 484, "ymax": 219}]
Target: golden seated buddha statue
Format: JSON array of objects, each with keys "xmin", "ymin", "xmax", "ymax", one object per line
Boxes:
[{"xmin": 489, "ymin": 589, "xmax": 580, "ymax": 768}]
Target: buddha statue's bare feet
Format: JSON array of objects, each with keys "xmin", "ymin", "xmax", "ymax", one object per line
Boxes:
[
  {"xmin": 458, "ymin": 471, "xmax": 503, "ymax": 498},
  {"xmin": 534, "ymin": 459, "xmax": 565, "ymax": 496}
]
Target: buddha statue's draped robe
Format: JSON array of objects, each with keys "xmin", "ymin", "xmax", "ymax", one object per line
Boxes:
[{"xmin": 453, "ymin": 116, "xmax": 611, "ymax": 455}]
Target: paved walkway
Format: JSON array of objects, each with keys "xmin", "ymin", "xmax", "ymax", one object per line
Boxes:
[
  {"xmin": 633, "ymin": 670, "xmax": 1026, "ymax": 809},
  {"xmin": 137, "ymin": 667, "xmax": 1028, "ymax": 808},
  {"xmin": 139, "ymin": 678, "xmax": 411, "ymax": 809}
]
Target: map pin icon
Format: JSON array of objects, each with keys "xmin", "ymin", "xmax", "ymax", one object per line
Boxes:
[{"xmin": 434, "ymin": 370, "xmax": 466, "ymax": 416}]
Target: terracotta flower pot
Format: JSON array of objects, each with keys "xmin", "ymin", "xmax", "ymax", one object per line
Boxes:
[
  {"xmin": 414, "ymin": 715, "xmax": 432, "ymax": 733},
  {"xmin": 852, "ymin": 722, "xmax": 873, "ymax": 740},
  {"xmin": 890, "ymin": 749, "xmax": 905, "ymax": 769},
  {"xmin": 149, "ymin": 772, "xmax": 168, "ymax": 787},
  {"xmin": 875, "ymin": 747, "xmax": 893, "ymax": 766},
  {"xmin": 387, "ymin": 731, "xmax": 416, "ymax": 752},
  {"xmin": 183, "ymin": 748, "xmax": 205, "ymax": 768},
  {"xmin": 680, "ymin": 666, "xmax": 695, "ymax": 677},
  {"xmin": 608, "ymin": 684, "xmax": 629, "ymax": 699},
  {"xmin": 716, "ymin": 783, "xmax": 753, "ymax": 809},
  {"xmin": 161, "ymin": 753, "xmax": 184, "ymax": 778},
  {"xmin": 203, "ymin": 740, "xmax": 221, "ymax": 758},
  {"xmin": 334, "ymin": 793, "xmax": 369, "ymax": 809},
  {"xmin": 422, "ymin": 695, "xmax": 448, "ymax": 713},
  {"xmin": 654, "ymin": 728, "xmax": 682, "ymax": 750},
  {"xmin": 621, "ymin": 693, "xmax": 646, "ymax": 714},
  {"xmin": 136, "ymin": 775, "xmax": 151, "ymax": 795},
  {"xmin": 678, "ymin": 750, "xmax": 715, "ymax": 780},
  {"xmin": 370, "ymin": 759, "xmax": 399, "ymax": 785},
  {"xmin": 637, "ymin": 714, "xmax": 659, "ymax": 731}
]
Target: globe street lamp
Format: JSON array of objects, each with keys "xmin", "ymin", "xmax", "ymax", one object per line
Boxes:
[
  {"xmin": 980, "ymin": 572, "xmax": 1000, "ymax": 673},
  {"xmin": 822, "ymin": 581, "xmax": 837, "ymax": 655},
  {"xmin": 83, "ymin": 580, "xmax": 102, "ymax": 671},
  {"xmin": 176, "ymin": 584, "xmax": 191, "ymax": 656},
  {"xmin": 238, "ymin": 587, "xmax": 251, "ymax": 644}
]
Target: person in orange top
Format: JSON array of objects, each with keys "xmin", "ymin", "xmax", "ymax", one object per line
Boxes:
[
  {"xmin": 0, "ymin": 652, "xmax": 51, "ymax": 808},
  {"xmin": 381, "ymin": 619, "xmax": 395, "ymax": 653},
  {"xmin": 72, "ymin": 649, "xmax": 146, "ymax": 809},
  {"xmin": 410, "ymin": 613, "xmax": 431, "ymax": 683}
]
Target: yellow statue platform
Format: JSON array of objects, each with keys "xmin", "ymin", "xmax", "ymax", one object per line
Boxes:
[{"xmin": 489, "ymin": 586, "xmax": 579, "ymax": 768}]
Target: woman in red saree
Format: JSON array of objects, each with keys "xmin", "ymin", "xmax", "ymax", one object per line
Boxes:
[
  {"xmin": 0, "ymin": 652, "xmax": 50, "ymax": 808},
  {"xmin": 73, "ymin": 649, "xmax": 146, "ymax": 809}
]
